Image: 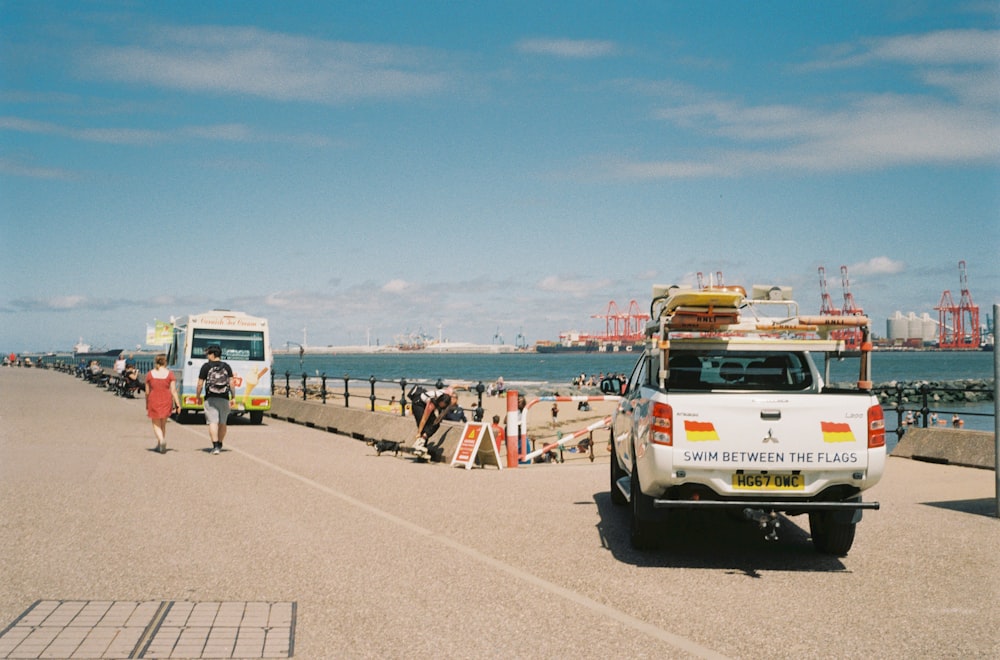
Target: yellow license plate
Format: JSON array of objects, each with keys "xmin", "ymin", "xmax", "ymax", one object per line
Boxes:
[{"xmin": 732, "ymin": 473, "xmax": 804, "ymax": 491}]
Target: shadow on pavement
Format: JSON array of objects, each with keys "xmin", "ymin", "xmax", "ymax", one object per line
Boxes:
[
  {"xmin": 923, "ymin": 497, "xmax": 998, "ymax": 518},
  {"xmin": 593, "ymin": 491, "xmax": 850, "ymax": 575}
]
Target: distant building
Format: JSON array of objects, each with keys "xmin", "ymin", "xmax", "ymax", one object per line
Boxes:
[{"xmin": 886, "ymin": 311, "xmax": 938, "ymax": 344}]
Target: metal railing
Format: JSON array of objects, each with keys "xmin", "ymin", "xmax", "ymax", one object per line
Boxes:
[
  {"xmin": 278, "ymin": 371, "xmax": 491, "ymax": 422},
  {"xmin": 877, "ymin": 382, "xmax": 994, "ymax": 439}
]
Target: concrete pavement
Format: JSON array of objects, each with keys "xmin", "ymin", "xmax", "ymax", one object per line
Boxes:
[{"xmin": 1, "ymin": 367, "xmax": 998, "ymax": 659}]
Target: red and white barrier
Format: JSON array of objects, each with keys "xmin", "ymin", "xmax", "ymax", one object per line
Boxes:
[
  {"xmin": 522, "ymin": 415, "xmax": 612, "ymax": 462},
  {"xmin": 524, "ymin": 394, "xmax": 621, "ymax": 410}
]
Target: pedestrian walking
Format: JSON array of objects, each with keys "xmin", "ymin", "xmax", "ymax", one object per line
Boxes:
[
  {"xmin": 197, "ymin": 345, "xmax": 235, "ymax": 454},
  {"xmin": 145, "ymin": 353, "xmax": 180, "ymax": 453}
]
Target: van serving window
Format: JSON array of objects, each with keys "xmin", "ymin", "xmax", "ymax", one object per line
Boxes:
[{"xmin": 191, "ymin": 329, "xmax": 267, "ymax": 361}]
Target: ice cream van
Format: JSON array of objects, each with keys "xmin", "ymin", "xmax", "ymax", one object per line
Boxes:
[{"xmin": 167, "ymin": 310, "xmax": 272, "ymax": 424}]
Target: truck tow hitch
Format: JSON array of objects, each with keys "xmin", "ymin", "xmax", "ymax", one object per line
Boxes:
[{"xmin": 744, "ymin": 509, "xmax": 780, "ymax": 541}]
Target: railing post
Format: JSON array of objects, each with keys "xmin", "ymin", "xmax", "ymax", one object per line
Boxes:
[
  {"xmin": 894, "ymin": 382, "xmax": 906, "ymax": 440},
  {"xmin": 474, "ymin": 381, "xmax": 485, "ymax": 422},
  {"xmin": 343, "ymin": 375, "xmax": 350, "ymax": 407},
  {"xmin": 920, "ymin": 382, "xmax": 930, "ymax": 428},
  {"xmin": 399, "ymin": 379, "xmax": 408, "ymax": 417},
  {"xmin": 284, "ymin": 371, "xmax": 290, "ymax": 398},
  {"xmin": 321, "ymin": 373, "xmax": 327, "ymax": 405},
  {"xmin": 369, "ymin": 376, "xmax": 377, "ymax": 412},
  {"xmin": 301, "ymin": 373, "xmax": 307, "ymax": 401}
]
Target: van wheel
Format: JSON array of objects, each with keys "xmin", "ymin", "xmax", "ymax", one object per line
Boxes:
[
  {"xmin": 250, "ymin": 411, "xmax": 263, "ymax": 424},
  {"xmin": 809, "ymin": 511, "xmax": 856, "ymax": 556},
  {"xmin": 609, "ymin": 434, "xmax": 627, "ymax": 506},
  {"xmin": 629, "ymin": 457, "xmax": 657, "ymax": 551}
]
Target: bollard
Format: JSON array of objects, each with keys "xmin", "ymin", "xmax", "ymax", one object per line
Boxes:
[
  {"xmin": 321, "ymin": 373, "xmax": 327, "ymax": 405},
  {"xmin": 301, "ymin": 373, "xmax": 307, "ymax": 401},
  {"xmin": 505, "ymin": 390, "xmax": 520, "ymax": 468},
  {"xmin": 343, "ymin": 375, "xmax": 350, "ymax": 408},
  {"xmin": 369, "ymin": 375, "xmax": 377, "ymax": 412}
]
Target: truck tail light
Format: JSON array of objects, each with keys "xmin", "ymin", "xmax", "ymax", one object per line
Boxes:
[
  {"xmin": 868, "ymin": 404, "xmax": 885, "ymax": 448},
  {"xmin": 651, "ymin": 402, "xmax": 673, "ymax": 446}
]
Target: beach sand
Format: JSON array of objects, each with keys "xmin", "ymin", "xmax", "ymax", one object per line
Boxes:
[{"xmin": 284, "ymin": 381, "xmax": 619, "ymax": 460}]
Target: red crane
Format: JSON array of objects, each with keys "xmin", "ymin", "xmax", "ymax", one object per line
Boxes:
[
  {"xmin": 818, "ymin": 266, "xmax": 840, "ymax": 316},
  {"xmin": 936, "ymin": 260, "xmax": 980, "ymax": 349},
  {"xmin": 835, "ymin": 265, "xmax": 863, "ymax": 349},
  {"xmin": 593, "ymin": 300, "xmax": 649, "ymax": 341},
  {"xmin": 840, "ymin": 265, "xmax": 863, "ymax": 316}
]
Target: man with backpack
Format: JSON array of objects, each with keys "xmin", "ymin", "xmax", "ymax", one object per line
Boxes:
[{"xmin": 197, "ymin": 345, "xmax": 235, "ymax": 455}]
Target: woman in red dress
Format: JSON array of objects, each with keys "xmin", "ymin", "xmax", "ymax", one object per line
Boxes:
[{"xmin": 145, "ymin": 353, "xmax": 180, "ymax": 453}]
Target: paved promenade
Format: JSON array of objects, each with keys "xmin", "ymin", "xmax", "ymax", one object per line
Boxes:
[{"xmin": 1, "ymin": 368, "xmax": 998, "ymax": 659}]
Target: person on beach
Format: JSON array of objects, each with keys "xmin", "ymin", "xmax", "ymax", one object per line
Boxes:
[
  {"xmin": 409, "ymin": 385, "xmax": 456, "ymax": 458},
  {"xmin": 491, "ymin": 415, "xmax": 506, "ymax": 453},
  {"xmin": 197, "ymin": 345, "xmax": 235, "ymax": 455},
  {"xmin": 145, "ymin": 353, "xmax": 180, "ymax": 453}
]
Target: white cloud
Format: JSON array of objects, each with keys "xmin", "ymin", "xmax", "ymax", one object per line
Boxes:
[
  {"xmin": 537, "ymin": 275, "xmax": 614, "ymax": 296},
  {"xmin": 81, "ymin": 26, "xmax": 452, "ymax": 103},
  {"xmin": 516, "ymin": 38, "xmax": 617, "ymax": 59},
  {"xmin": 849, "ymin": 257, "xmax": 906, "ymax": 276},
  {"xmin": 381, "ymin": 279, "xmax": 412, "ymax": 294}
]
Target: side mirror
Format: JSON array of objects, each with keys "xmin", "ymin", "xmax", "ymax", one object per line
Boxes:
[{"xmin": 599, "ymin": 377, "xmax": 622, "ymax": 395}]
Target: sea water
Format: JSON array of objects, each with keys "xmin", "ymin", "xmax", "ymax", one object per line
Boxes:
[{"xmin": 273, "ymin": 350, "xmax": 996, "ymax": 432}]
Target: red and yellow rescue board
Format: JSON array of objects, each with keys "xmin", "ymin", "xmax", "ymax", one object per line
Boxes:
[{"xmin": 662, "ymin": 289, "xmax": 744, "ymax": 313}]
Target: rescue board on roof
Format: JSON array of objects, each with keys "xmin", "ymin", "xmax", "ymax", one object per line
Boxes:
[{"xmin": 655, "ymin": 287, "xmax": 745, "ymax": 330}]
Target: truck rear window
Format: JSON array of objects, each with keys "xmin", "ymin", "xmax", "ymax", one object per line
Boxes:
[{"xmin": 668, "ymin": 351, "xmax": 813, "ymax": 391}]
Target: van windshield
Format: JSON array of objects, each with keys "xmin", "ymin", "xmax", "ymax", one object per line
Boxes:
[
  {"xmin": 668, "ymin": 350, "xmax": 813, "ymax": 391},
  {"xmin": 192, "ymin": 329, "xmax": 267, "ymax": 361}
]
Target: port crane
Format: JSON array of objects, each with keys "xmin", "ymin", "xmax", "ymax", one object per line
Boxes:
[
  {"xmin": 935, "ymin": 260, "xmax": 980, "ymax": 349},
  {"xmin": 818, "ymin": 266, "xmax": 841, "ymax": 316},
  {"xmin": 593, "ymin": 300, "xmax": 649, "ymax": 341}
]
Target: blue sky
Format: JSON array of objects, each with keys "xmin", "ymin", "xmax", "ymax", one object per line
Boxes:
[{"xmin": 2, "ymin": 1, "xmax": 998, "ymax": 352}]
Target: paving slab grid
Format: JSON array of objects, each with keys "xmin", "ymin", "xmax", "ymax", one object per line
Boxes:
[
  {"xmin": 2, "ymin": 368, "xmax": 998, "ymax": 659},
  {"xmin": 0, "ymin": 600, "xmax": 293, "ymax": 659}
]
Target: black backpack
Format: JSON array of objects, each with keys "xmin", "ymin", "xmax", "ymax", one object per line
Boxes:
[{"xmin": 205, "ymin": 362, "xmax": 230, "ymax": 396}]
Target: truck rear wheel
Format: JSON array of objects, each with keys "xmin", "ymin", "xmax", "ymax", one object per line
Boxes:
[
  {"xmin": 809, "ymin": 511, "xmax": 856, "ymax": 556},
  {"xmin": 629, "ymin": 457, "xmax": 657, "ymax": 550},
  {"xmin": 249, "ymin": 411, "xmax": 263, "ymax": 424}
]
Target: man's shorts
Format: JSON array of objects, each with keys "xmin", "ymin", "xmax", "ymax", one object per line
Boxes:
[{"xmin": 203, "ymin": 397, "xmax": 231, "ymax": 425}]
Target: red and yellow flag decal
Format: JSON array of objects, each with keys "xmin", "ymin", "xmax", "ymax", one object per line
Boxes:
[
  {"xmin": 821, "ymin": 421, "xmax": 855, "ymax": 443},
  {"xmin": 684, "ymin": 420, "xmax": 720, "ymax": 442}
]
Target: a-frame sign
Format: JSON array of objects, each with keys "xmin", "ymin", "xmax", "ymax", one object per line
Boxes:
[{"xmin": 450, "ymin": 422, "xmax": 504, "ymax": 470}]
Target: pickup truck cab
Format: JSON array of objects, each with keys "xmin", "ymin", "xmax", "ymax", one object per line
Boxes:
[{"xmin": 604, "ymin": 284, "xmax": 885, "ymax": 555}]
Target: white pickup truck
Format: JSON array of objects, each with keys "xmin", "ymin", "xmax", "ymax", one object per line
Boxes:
[{"xmin": 604, "ymin": 285, "xmax": 886, "ymax": 555}]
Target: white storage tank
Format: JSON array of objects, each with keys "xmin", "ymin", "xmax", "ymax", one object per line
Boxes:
[
  {"xmin": 920, "ymin": 313, "xmax": 938, "ymax": 341},
  {"xmin": 887, "ymin": 311, "xmax": 908, "ymax": 340}
]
